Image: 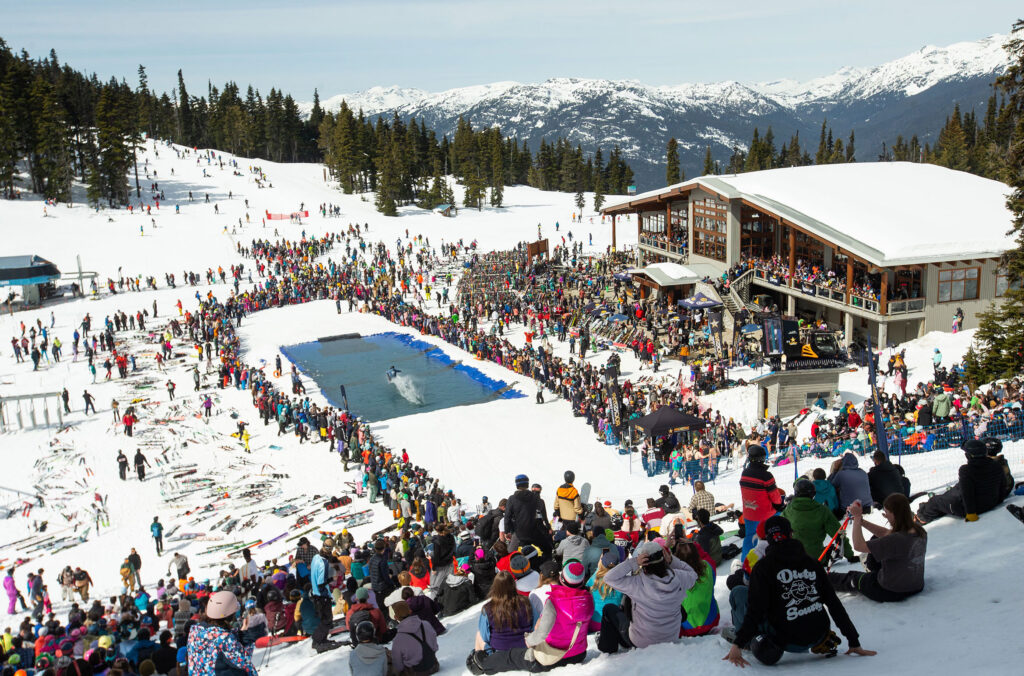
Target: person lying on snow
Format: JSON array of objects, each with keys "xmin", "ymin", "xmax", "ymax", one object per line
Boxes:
[{"xmin": 916, "ymin": 438, "xmax": 1009, "ymax": 524}]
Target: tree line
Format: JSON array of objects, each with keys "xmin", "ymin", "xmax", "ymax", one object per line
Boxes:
[
  {"xmin": 0, "ymin": 39, "xmax": 634, "ymax": 214},
  {"xmin": 0, "ymin": 40, "xmax": 324, "ymax": 206},
  {"xmin": 664, "ymin": 120, "xmax": 857, "ymax": 186},
  {"xmin": 318, "ymin": 102, "xmax": 634, "ymax": 216}
]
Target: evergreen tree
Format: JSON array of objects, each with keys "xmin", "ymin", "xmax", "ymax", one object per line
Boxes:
[
  {"xmin": 965, "ymin": 20, "xmax": 1024, "ymax": 383},
  {"xmin": 702, "ymin": 146, "xmax": 714, "ymax": 175},
  {"xmin": 592, "ymin": 147, "xmax": 605, "ymax": 212},
  {"xmin": 575, "ymin": 186, "xmax": 585, "ymax": 215},
  {"xmin": 665, "ymin": 137, "xmax": 680, "ymax": 184},
  {"xmin": 846, "ymin": 130, "xmax": 856, "ymax": 162},
  {"xmin": 0, "ymin": 87, "xmax": 18, "ymax": 199},
  {"xmin": 489, "ymin": 134, "xmax": 503, "ymax": 207},
  {"xmin": 815, "ymin": 119, "xmax": 828, "ymax": 164}
]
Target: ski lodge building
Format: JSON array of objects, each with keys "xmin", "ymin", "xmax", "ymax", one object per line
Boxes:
[{"xmin": 601, "ymin": 162, "xmax": 1017, "ymax": 347}]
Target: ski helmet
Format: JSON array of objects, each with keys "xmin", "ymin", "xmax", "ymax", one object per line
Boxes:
[
  {"xmin": 981, "ymin": 436, "xmax": 1003, "ymax": 456},
  {"xmin": 564, "ymin": 470, "xmax": 575, "ymax": 484},
  {"xmin": 658, "ymin": 484, "xmax": 669, "ymax": 494},
  {"xmin": 205, "ymin": 591, "xmax": 239, "ymax": 620},
  {"xmin": 354, "ymin": 620, "xmax": 376, "ymax": 643},
  {"xmin": 747, "ymin": 444, "xmax": 767, "ymax": 462},
  {"xmin": 961, "ymin": 439, "xmax": 987, "ymax": 458},
  {"xmin": 288, "ymin": 589, "xmax": 301, "ymax": 601},
  {"xmin": 750, "ymin": 634, "xmax": 784, "ymax": 665},
  {"xmin": 793, "ymin": 478, "xmax": 815, "ymax": 499}
]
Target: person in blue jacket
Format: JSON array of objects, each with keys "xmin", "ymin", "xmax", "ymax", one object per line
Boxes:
[{"xmin": 309, "ymin": 546, "xmax": 340, "ymax": 653}]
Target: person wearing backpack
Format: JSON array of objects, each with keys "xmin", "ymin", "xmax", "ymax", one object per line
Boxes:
[
  {"xmin": 475, "ymin": 500, "xmax": 506, "ymax": 551},
  {"xmin": 350, "ymin": 620, "xmax": 390, "ymax": 676},
  {"xmin": 389, "ymin": 600, "xmax": 440, "ymax": 675}
]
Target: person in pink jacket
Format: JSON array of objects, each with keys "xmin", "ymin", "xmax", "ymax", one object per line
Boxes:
[
  {"xmin": 4, "ymin": 569, "xmax": 18, "ymax": 614},
  {"xmin": 524, "ymin": 559, "xmax": 593, "ymax": 666}
]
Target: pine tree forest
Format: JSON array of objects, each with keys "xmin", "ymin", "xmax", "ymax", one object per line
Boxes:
[{"xmin": 0, "ymin": 39, "xmax": 634, "ymax": 216}]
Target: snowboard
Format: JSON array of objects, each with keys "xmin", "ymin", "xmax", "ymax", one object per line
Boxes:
[{"xmin": 578, "ymin": 482, "xmax": 591, "ymax": 516}]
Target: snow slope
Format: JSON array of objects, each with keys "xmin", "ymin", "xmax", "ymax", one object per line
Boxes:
[{"xmin": 1, "ymin": 141, "xmax": 1021, "ymax": 675}]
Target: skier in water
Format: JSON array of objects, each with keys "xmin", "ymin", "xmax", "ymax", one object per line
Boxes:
[{"xmin": 385, "ymin": 365, "xmax": 400, "ymax": 382}]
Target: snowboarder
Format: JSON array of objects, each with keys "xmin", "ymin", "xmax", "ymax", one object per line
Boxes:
[
  {"xmin": 134, "ymin": 449, "xmax": 151, "ymax": 481},
  {"xmin": 117, "ymin": 450, "xmax": 129, "ymax": 480},
  {"xmin": 152, "ymin": 517, "xmax": 164, "ymax": 556},
  {"xmin": 385, "ymin": 365, "xmax": 400, "ymax": 382}
]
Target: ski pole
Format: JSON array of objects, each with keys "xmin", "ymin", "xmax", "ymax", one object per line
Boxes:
[{"xmin": 818, "ymin": 512, "xmax": 851, "ymax": 563}]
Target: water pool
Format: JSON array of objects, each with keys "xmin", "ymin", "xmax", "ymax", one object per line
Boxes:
[{"xmin": 280, "ymin": 332, "xmax": 523, "ymax": 422}]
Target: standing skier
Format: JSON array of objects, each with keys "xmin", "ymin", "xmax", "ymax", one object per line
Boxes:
[
  {"xmin": 152, "ymin": 517, "xmax": 164, "ymax": 556},
  {"xmin": 134, "ymin": 449, "xmax": 151, "ymax": 481},
  {"xmin": 117, "ymin": 451, "xmax": 129, "ymax": 480}
]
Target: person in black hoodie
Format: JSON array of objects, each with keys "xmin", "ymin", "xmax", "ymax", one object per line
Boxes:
[
  {"xmin": 868, "ymin": 451, "xmax": 909, "ymax": 506},
  {"xmin": 654, "ymin": 485, "xmax": 681, "ymax": 514},
  {"xmin": 724, "ymin": 515, "xmax": 876, "ymax": 667},
  {"xmin": 368, "ymin": 539, "xmax": 396, "ymax": 613},
  {"xmin": 436, "ymin": 562, "xmax": 479, "ymax": 617},
  {"xmin": 428, "ymin": 523, "xmax": 456, "ymax": 595},
  {"xmin": 916, "ymin": 439, "xmax": 1008, "ymax": 523},
  {"xmin": 470, "ymin": 547, "xmax": 498, "ymax": 598},
  {"xmin": 151, "ymin": 629, "xmax": 178, "ymax": 675},
  {"xmin": 505, "ymin": 474, "xmax": 553, "ymax": 563},
  {"xmin": 693, "ymin": 509, "xmax": 723, "ymax": 566}
]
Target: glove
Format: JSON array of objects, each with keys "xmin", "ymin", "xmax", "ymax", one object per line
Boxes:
[{"xmin": 965, "ymin": 513, "xmax": 979, "ymax": 522}]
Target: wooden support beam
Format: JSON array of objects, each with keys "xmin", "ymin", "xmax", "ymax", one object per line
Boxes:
[
  {"xmin": 846, "ymin": 257, "xmax": 853, "ymax": 305},
  {"xmin": 611, "ymin": 214, "xmax": 617, "ymax": 250},
  {"xmin": 788, "ymin": 227, "xmax": 796, "ymax": 287},
  {"xmin": 666, "ymin": 202, "xmax": 673, "ymax": 241},
  {"xmin": 879, "ymin": 270, "xmax": 888, "ymax": 315}
]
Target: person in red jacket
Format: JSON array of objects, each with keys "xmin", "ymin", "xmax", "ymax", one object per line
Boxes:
[
  {"xmin": 739, "ymin": 444, "xmax": 782, "ymax": 562},
  {"xmin": 846, "ymin": 405, "xmax": 862, "ymax": 430}
]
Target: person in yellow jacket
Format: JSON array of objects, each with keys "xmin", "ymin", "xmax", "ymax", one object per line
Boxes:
[{"xmin": 556, "ymin": 471, "xmax": 584, "ymax": 523}]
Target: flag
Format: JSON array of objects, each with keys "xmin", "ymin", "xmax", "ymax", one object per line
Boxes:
[
  {"xmin": 339, "ymin": 384, "xmax": 349, "ymax": 411},
  {"xmin": 865, "ymin": 334, "xmax": 889, "ymax": 457}
]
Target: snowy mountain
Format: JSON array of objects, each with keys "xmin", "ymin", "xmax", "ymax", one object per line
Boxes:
[{"xmin": 307, "ymin": 34, "xmax": 1011, "ymax": 189}]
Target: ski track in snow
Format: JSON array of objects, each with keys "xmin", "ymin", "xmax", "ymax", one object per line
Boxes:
[{"xmin": 1, "ymin": 139, "xmax": 1022, "ymax": 674}]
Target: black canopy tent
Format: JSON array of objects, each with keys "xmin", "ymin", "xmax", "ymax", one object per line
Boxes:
[{"xmin": 628, "ymin": 405, "xmax": 707, "ymax": 438}]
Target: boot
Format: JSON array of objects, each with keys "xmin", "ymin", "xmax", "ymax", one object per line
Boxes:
[{"xmin": 811, "ymin": 630, "xmax": 840, "ymax": 657}]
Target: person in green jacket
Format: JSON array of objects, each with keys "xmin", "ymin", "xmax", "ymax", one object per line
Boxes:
[{"xmin": 783, "ymin": 479, "xmax": 854, "ymax": 562}]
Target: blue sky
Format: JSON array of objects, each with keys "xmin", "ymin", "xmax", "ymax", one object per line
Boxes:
[{"xmin": 3, "ymin": 0, "xmax": 1020, "ymax": 100}]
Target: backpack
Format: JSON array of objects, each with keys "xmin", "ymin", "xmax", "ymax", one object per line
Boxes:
[
  {"xmin": 347, "ymin": 608, "xmax": 373, "ymax": 646},
  {"xmin": 74, "ymin": 570, "xmax": 88, "ymax": 582},
  {"xmin": 407, "ymin": 625, "xmax": 440, "ymax": 674},
  {"xmin": 474, "ymin": 511, "xmax": 497, "ymax": 542}
]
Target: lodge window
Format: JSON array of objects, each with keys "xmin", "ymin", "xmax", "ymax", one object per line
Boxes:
[
  {"xmin": 937, "ymin": 267, "xmax": 979, "ymax": 303},
  {"xmin": 692, "ymin": 198, "xmax": 728, "ymax": 262},
  {"xmin": 642, "ymin": 212, "xmax": 665, "ymax": 234},
  {"xmin": 995, "ymin": 270, "xmax": 1022, "ymax": 297}
]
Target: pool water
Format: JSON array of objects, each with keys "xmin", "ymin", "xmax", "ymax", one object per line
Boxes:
[{"xmin": 280, "ymin": 332, "xmax": 523, "ymax": 422}]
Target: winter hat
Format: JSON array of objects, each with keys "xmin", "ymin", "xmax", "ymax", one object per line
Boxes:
[
  {"xmin": 600, "ymin": 550, "xmax": 620, "ymax": 569},
  {"xmin": 762, "ymin": 515, "xmax": 793, "ymax": 543},
  {"xmin": 97, "ymin": 635, "xmax": 114, "ymax": 650},
  {"xmin": 206, "ymin": 591, "xmax": 240, "ymax": 619},
  {"xmin": 514, "ymin": 474, "xmax": 529, "ymax": 488},
  {"xmin": 474, "ymin": 548, "xmax": 485, "ymax": 560},
  {"xmin": 635, "ymin": 540, "xmax": 664, "ymax": 566},
  {"xmin": 560, "ymin": 559, "xmax": 586, "ymax": 588},
  {"xmin": 139, "ymin": 659, "xmax": 157, "ymax": 676},
  {"xmin": 390, "ymin": 600, "xmax": 411, "ymax": 621},
  {"xmin": 354, "ymin": 587, "xmax": 369, "ymax": 602},
  {"xmin": 508, "ymin": 554, "xmax": 530, "ymax": 578},
  {"xmin": 459, "ymin": 562, "xmax": 471, "ymax": 572}
]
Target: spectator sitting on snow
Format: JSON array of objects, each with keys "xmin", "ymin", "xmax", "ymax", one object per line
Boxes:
[
  {"xmin": 692, "ymin": 509, "xmax": 723, "ymax": 566},
  {"xmin": 723, "ymin": 516, "xmax": 876, "ymax": 667},
  {"xmin": 829, "ymin": 495, "xmax": 926, "ymax": 603},
  {"xmin": 783, "ymin": 479, "xmax": 855, "ymax": 562},
  {"xmin": 916, "ymin": 439, "xmax": 1008, "ymax": 524},
  {"xmin": 467, "ymin": 571, "xmax": 536, "ymax": 674},
  {"xmin": 868, "ymin": 451, "xmax": 910, "ymax": 506},
  {"xmin": 596, "ymin": 540, "xmax": 697, "ymax": 654},
  {"xmin": 829, "ymin": 453, "xmax": 873, "ymax": 515},
  {"xmin": 811, "ymin": 467, "xmax": 839, "ymax": 512},
  {"xmin": 436, "ymin": 562, "xmax": 479, "ymax": 618},
  {"xmin": 554, "ymin": 521, "xmax": 588, "ymax": 564}
]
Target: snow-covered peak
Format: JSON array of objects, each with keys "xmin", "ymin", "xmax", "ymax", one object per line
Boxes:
[
  {"xmin": 752, "ymin": 33, "xmax": 1011, "ymax": 105},
  {"xmin": 318, "ymin": 85, "xmax": 429, "ymax": 117}
]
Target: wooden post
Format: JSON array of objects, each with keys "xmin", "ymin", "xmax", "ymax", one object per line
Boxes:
[
  {"xmin": 845, "ymin": 256, "xmax": 853, "ymax": 305},
  {"xmin": 787, "ymin": 227, "xmax": 796, "ymax": 286},
  {"xmin": 666, "ymin": 202, "xmax": 673, "ymax": 243},
  {"xmin": 611, "ymin": 214, "xmax": 617, "ymax": 250},
  {"xmin": 879, "ymin": 268, "xmax": 888, "ymax": 315}
]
